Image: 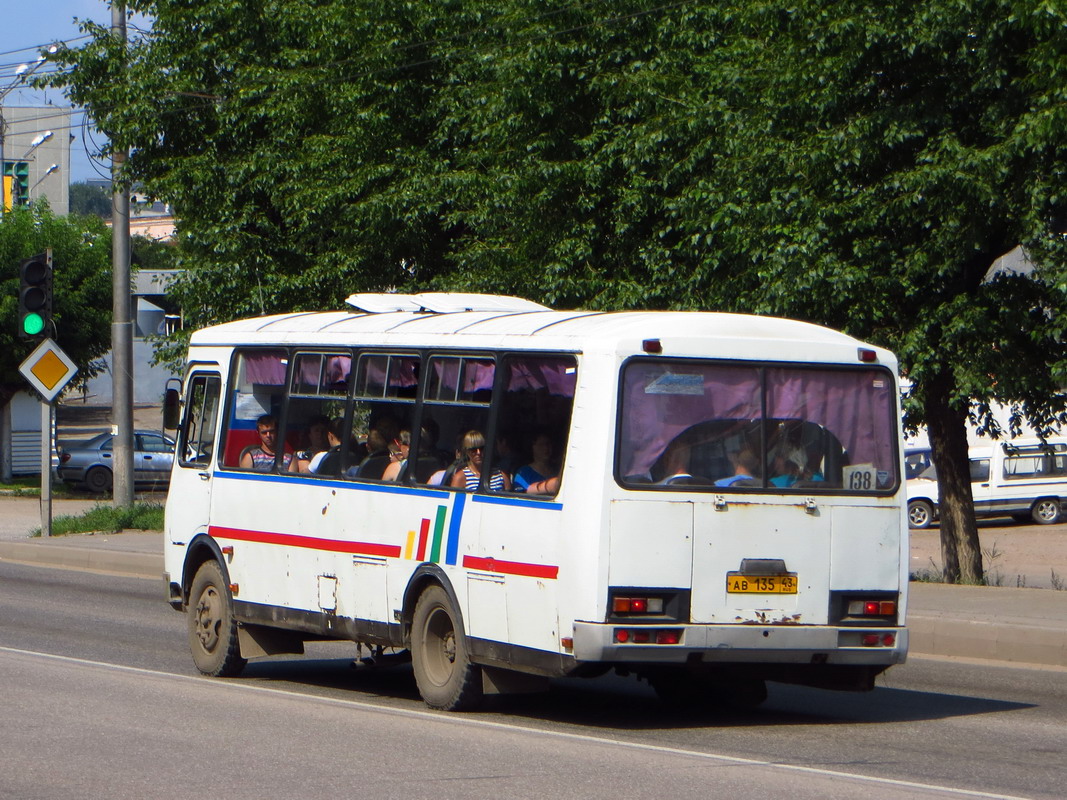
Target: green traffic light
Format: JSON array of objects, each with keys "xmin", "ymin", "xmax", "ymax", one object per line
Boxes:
[{"xmin": 22, "ymin": 312, "xmax": 45, "ymax": 336}]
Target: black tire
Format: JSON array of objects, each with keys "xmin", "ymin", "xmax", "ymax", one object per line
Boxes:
[
  {"xmin": 1031, "ymin": 498, "xmax": 1062, "ymax": 525},
  {"xmin": 908, "ymin": 500, "xmax": 934, "ymax": 529},
  {"xmin": 188, "ymin": 560, "xmax": 247, "ymax": 677},
  {"xmin": 410, "ymin": 585, "xmax": 482, "ymax": 711},
  {"xmin": 85, "ymin": 466, "xmax": 113, "ymax": 494}
]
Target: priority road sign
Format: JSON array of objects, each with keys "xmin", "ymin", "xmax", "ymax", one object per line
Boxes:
[{"xmin": 18, "ymin": 337, "xmax": 78, "ymax": 403}]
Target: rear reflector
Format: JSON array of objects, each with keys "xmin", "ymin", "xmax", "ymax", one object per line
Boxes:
[{"xmin": 614, "ymin": 628, "xmax": 682, "ymax": 645}]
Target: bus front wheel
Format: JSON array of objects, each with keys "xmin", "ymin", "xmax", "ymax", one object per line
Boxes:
[
  {"xmin": 411, "ymin": 585, "xmax": 483, "ymax": 711},
  {"xmin": 188, "ymin": 560, "xmax": 247, "ymax": 677}
]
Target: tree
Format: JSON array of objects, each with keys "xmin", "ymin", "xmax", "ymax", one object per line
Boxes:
[
  {"xmin": 677, "ymin": 0, "xmax": 1067, "ymax": 583},
  {"xmin": 47, "ymin": 1, "xmax": 1067, "ymax": 582},
  {"xmin": 68, "ymin": 181, "xmax": 113, "ymax": 219},
  {"xmin": 0, "ymin": 205, "xmax": 114, "ymax": 409}
]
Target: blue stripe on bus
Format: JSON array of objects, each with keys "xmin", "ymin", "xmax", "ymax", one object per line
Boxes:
[
  {"xmin": 471, "ymin": 494, "xmax": 563, "ymax": 511},
  {"xmin": 445, "ymin": 492, "xmax": 466, "ymax": 565},
  {"xmin": 213, "ymin": 470, "xmax": 448, "ymax": 499}
]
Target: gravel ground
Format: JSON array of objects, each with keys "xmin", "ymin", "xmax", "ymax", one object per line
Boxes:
[{"xmin": 909, "ymin": 520, "xmax": 1067, "ymax": 589}]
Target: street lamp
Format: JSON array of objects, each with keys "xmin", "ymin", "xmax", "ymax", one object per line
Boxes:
[
  {"xmin": 24, "ymin": 131, "xmax": 54, "ymax": 158},
  {"xmin": 1, "ymin": 44, "xmax": 59, "ymax": 216},
  {"xmin": 29, "ymin": 164, "xmax": 59, "ymax": 199}
]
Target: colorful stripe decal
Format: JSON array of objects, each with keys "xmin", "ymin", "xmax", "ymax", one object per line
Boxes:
[
  {"xmin": 445, "ymin": 492, "xmax": 465, "ymax": 566},
  {"xmin": 429, "ymin": 506, "xmax": 447, "ymax": 562},
  {"xmin": 416, "ymin": 517, "xmax": 431, "ymax": 561},
  {"xmin": 462, "ymin": 555, "xmax": 559, "ymax": 579},
  {"xmin": 404, "ymin": 530, "xmax": 416, "ymax": 560},
  {"xmin": 209, "ymin": 526, "xmax": 402, "ymax": 558}
]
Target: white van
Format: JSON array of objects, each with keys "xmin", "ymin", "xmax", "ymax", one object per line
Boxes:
[{"xmin": 906, "ymin": 438, "xmax": 1067, "ymax": 528}]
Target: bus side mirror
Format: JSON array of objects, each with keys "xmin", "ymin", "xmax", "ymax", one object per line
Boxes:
[{"xmin": 163, "ymin": 387, "xmax": 181, "ymax": 430}]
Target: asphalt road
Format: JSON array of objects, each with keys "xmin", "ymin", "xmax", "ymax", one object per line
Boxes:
[{"xmin": 1, "ymin": 562, "xmax": 1065, "ymax": 800}]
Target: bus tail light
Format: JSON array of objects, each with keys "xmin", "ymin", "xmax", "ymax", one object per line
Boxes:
[
  {"xmin": 614, "ymin": 628, "xmax": 683, "ymax": 645},
  {"xmin": 860, "ymin": 632, "xmax": 897, "ymax": 647},
  {"xmin": 848, "ymin": 599, "xmax": 896, "ymax": 617},
  {"xmin": 612, "ymin": 596, "xmax": 665, "ymax": 614}
]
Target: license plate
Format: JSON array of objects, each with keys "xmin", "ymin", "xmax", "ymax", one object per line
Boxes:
[{"xmin": 726, "ymin": 573, "xmax": 798, "ymax": 594}]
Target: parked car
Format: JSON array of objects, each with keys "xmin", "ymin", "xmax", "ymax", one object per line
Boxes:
[
  {"xmin": 57, "ymin": 430, "xmax": 176, "ymax": 493},
  {"xmin": 906, "ymin": 438, "xmax": 1067, "ymax": 529}
]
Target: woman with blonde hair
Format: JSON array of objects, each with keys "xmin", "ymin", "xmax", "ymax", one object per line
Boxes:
[{"xmin": 451, "ymin": 430, "xmax": 511, "ymax": 492}]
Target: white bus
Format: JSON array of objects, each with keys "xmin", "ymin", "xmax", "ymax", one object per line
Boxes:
[{"xmin": 164, "ymin": 293, "xmax": 908, "ymax": 710}]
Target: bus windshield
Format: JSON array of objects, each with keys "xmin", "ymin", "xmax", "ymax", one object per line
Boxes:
[{"xmin": 618, "ymin": 360, "xmax": 898, "ymax": 492}]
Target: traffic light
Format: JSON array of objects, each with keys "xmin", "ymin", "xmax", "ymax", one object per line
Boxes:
[{"xmin": 18, "ymin": 251, "xmax": 52, "ymax": 340}]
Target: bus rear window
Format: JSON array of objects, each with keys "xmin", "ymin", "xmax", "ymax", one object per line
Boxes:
[{"xmin": 617, "ymin": 360, "xmax": 898, "ymax": 493}]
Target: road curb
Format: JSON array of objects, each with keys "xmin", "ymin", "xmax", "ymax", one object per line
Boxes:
[
  {"xmin": 906, "ymin": 613, "xmax": 1067, "ymax": 668},
  {"xmin": 0, "ymin": 540, "xmax": 160, "ymax": 580}
]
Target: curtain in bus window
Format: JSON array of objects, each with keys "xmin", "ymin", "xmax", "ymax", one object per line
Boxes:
[
  {"xmin": 292, "ymin": 353, "xmax": 352, "ymax": 396},
  {"xmin": 243, "ymin": 351, "xmax": 287, "ymax": 386},
  {"xmin": 764, "ymin": 367, "xmax": 896, "ymax": 480},
  {"xmin": 505, "ymin": 358, "xmax": 577, "ymax": 396},
  {"xmin": 618, "ymin": 362, "xmax": 760, "ymax": 479},
  {"xmin": 355, "ymin": 354, "xmax": 419, "ymax": 398},
  {"xmin": 428, "ymin": 358, "xmax": 495, "ymax": 402}
]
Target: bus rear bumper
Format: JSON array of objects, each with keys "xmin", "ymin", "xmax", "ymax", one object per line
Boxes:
[{"xmin": 571, "ymin": 622, "xmax": 908, "ymax": 666}]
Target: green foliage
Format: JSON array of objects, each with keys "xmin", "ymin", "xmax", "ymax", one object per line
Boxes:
[
  {"xmin": 34, "ymin": 502, "xmax": 165, "ymax": 536},
  {"xmin": 44, "ymin": 0, "xmax": 1067, "ymax": 431},
  {"xmin": 68, "ymin": 182, "xmax": 113, "ymax": 219},
  {"xmin": 0, "ymin": 206, "xmax": 113, "ymax": 406}
]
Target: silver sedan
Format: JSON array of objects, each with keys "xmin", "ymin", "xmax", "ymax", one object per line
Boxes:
[{"xmin": 57, "ymin": 430, "xmax": 176, "ymax": 493}]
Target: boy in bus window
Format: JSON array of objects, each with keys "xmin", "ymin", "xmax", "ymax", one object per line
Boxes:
[{"xmin": 240, "ymin": 414, "xmax": 292, "ymax": 472}]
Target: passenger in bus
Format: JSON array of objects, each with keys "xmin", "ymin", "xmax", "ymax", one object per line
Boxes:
[
  {"xmin": 770, "ymin": 455, "xmax": 802, "ymax": 488},
  {"xmin": 427, "ymin": 435, "xmax": 464, "ymax": 486},
  {"xmin": 656, "ymin": 436, "xmax": 696, "ymax": 485},
  {"xmin": 714, "ymin": 448, "xmax": 760, "ymax": 487},
  {"xmin": 308, "ymin": 417, "xmax": 348, "ymax": 476},
  {"xmin": 381, "ymin": 430, "xmax": 412, "ymax": 481},
  {"xmin": 451, "ymin": 430, "xmax": 511, "ymax": 492},
  {"xmin": 513, "ymin": 430, "xmax": 558, "ymax": 492},
  {"xmin": 290, "ymin": 414, "xmax": 331, "ymax": 473},
  {"xmin": 525, "ymin": 474, "xmax": 560, "ymax": 495},
  {"xmin": 346, "ymin": 425, "xmax": 395, "ymax": 479},
  {"xmin": 240, "ymin": 414, "xmax": 293, "ymax": 471}
]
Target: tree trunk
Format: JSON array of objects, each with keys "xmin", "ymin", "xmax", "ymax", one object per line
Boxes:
[{"xmin": 923, "ymin": 371, "xmax": 984, "ymax": 584}]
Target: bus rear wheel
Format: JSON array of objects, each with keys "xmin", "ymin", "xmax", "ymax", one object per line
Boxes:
[
  {"xmin": 188, "ymin": 560, "xmax": 247, "ymax": 677},
  {"xmin": 411, "ymin": 585, "xmax": 482, "ymax": 711}
]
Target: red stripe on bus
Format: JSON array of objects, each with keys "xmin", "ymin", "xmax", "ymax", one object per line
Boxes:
[
  {"xmin": 415, "ymin": 517, "xmax": 430, "ymax": 561},
  {"xmin": 210, "ymin": 526, "xmax": 402, "ymax": 558},
  {"xmin": 462, "ymin": 556, "xmax": 559, "ymax": 579}
]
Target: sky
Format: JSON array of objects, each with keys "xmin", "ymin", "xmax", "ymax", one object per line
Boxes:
[{"xmin": 1, "ymin": 0, "xmax": 125, "ymax": 183}]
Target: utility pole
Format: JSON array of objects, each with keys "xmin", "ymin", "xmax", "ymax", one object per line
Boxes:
[{"xmin": 111, "ymin": 0, "xmax": 134, "ymax": 507}]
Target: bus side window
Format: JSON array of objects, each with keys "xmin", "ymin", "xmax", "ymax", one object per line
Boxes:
[
  {"xmin": 220, "ymin": 349, "xmax": 289, "ymax": 471},
  {"xmin": 491, "ymin": 355, "xmax": 577, "ymax": 497},
  {"xmin": 283, "ymin": 352, "xmax": 351, "ymax": 477}
]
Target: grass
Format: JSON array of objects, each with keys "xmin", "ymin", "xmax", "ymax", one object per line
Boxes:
[
  {"xmin": 33, "ymin": 502, "xmax": 165, "ymax": 537},
  {"xmin": 0, "ymin": 476, "xmax": 74, "ymax": 497}
]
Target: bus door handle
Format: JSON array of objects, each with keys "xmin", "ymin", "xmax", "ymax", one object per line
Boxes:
[{"xmin": 198, "ymin": 471, "xmax": 210, "ymax": 481}]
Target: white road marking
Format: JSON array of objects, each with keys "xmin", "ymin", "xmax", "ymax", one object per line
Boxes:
[{"xmin": 0, "ymin": 645, "xmax": 1034, "ymax": 800}]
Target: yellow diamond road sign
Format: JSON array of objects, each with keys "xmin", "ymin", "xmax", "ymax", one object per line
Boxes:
[{"xmin": 19, "ymin": 338, "xmax": 78, "ymax": 403}]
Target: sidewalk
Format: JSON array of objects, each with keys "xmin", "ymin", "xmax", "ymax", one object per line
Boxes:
[{"xmin": 1, "ymin": 529, "xmax": 1065, "ymax": 669}]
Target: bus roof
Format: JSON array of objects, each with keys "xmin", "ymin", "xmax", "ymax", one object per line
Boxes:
[{"xmin": 187, "ymin": 293, "xmax": 895, "ymax": 366}]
